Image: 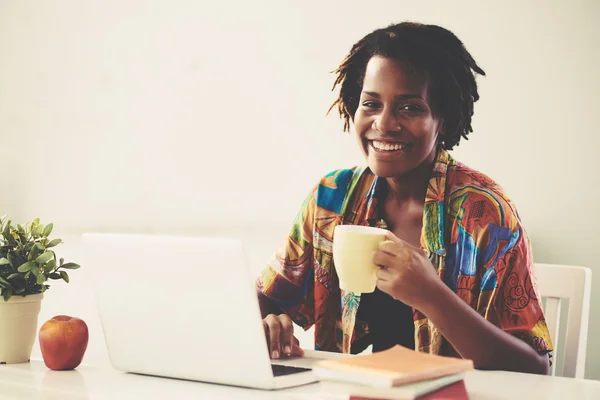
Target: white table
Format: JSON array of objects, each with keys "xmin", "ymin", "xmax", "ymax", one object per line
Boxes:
[{"xmin": 1, "ymin": 360, "xmax": 600, "ymax": 400}]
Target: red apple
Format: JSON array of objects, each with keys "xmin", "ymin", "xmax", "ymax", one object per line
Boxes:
[{"xmin": 39, "ymin": 315, "xmax": 89, "ymax": 370}]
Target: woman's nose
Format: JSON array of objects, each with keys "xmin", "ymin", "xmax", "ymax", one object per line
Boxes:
[{"xmin": 373, "ymin": 108, "xmax": 400, "ymax": 134}]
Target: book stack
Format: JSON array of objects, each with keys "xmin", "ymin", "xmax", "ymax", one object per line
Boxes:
[{"xmin": 311, "ymin": 345, "xmax": 473, "ymax": 399}]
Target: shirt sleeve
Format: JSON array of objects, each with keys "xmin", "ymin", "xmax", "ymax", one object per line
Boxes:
[
  {"xmin": 255, "ymin": 186, "xmax": 317, "ymax": 330},
  {"xmin": 476, "ymin": 207, "xmax": 554, "ymax": 364}
]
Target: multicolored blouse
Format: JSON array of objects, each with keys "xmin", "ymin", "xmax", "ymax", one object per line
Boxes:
[{"xmin": 256, "ymin": 148, "xmax": 553, "ymax": 362}]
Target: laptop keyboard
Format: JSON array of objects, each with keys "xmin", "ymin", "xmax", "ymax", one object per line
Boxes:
[{"xmin": 271, "ymin": 364, "xmax": 312, "ymax": 377}]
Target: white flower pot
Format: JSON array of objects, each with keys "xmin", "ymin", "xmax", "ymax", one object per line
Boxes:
[{"xmin": 0, "ymin": 293, "xmax": 43, "ymax": 364}]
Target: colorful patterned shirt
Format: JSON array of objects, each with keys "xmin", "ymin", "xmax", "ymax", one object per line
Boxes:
[{"xmin": 256, "ymin": 148, "xmax": 554, "ymax": 362}]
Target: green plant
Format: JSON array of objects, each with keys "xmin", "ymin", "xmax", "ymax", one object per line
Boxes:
[{"xmin": 0, "ymin": 215, "xmax": 80, "ymax": 302}]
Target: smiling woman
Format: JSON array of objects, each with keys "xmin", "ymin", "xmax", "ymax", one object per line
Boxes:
[{"xmin": 255, "ymin": 21, "xmax": 554, "ymax": 375}]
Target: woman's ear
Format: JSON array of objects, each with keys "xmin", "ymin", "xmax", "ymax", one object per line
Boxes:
[{"xmin": 436, "ymin": 120, "xmax": 445, "ymax": 147}]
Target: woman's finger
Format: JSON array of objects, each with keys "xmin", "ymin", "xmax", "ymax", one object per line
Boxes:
[
  {"xmin": 376, "ymin": 279, "xmax": 393, "ymax": 295},
  {"xmin": 376, "ymin": 266, "xmax": 394, "ymax": 281},
  {"xmin": 278, "ymin": 314, "xmax": 294, "ymax": 356},
  {"xmin": 264, "ymin": 314, "xmax": 282, "ymax": 359},
  {"xmin": 291, "ymin": 340, "xmax": 305, "ymax": 357},
  {"xmin": 384, "ymin": 231, "xmax": 403, "ymax": 243},
  {"xmin": 378, "ymin": 240, "xmax": 402, "ymax": 255},
  {"xmin": 372, "ymin": 249, "xmax": 398, "ymax": 269},
  {"xmin": 384, "ymin": 232, "xmax": 419, "ymax": 252}
]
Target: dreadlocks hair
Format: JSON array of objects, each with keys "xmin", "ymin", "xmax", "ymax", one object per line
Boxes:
[{"xmin": 328, "ymin": 22, "xmax": 486, "ymax": 150}]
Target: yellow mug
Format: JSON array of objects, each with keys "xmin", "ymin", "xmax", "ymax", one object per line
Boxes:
[{"xmin": 332, "ymin": 225, "xmax": 389, "ymax": 293}]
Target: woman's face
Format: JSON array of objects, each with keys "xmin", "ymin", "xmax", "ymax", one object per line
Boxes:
[{"xmin": 353, "ymin": 55, "xmax": 442, "ymax": 178}]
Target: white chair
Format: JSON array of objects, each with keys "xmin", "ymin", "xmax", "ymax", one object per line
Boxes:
[{"xmin": 534, "ymin": 263, "xmax": 592, "ymax": 379}]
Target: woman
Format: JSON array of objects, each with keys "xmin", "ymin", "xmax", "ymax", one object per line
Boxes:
[{"xmin": 256, "ymin": 21, "xmax": 553, "ymax": 374}]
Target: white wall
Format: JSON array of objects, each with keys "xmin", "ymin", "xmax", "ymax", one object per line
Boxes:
[{"xmin": 1, "ymin": 0, "xmax": 599, "ymax": 378}]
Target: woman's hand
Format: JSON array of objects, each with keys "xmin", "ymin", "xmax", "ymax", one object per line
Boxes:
[
  {"xmin": 262, "ymin": 313, "xmax": 305, "ymax": 360},
  {"xmin": 372, "ymin": 232, "xmax": 550, "ymax": 375},
  {"xmin": 372, "ymin": 231, "xmax": 442, "ymax": 309}
]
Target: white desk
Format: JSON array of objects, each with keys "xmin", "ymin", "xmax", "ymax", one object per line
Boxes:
[{"xmin": 1, "ymin": 361, "xmax": 600, "ymax": 400}]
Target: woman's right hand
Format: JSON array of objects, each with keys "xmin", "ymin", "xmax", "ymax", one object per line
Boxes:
[{"xmin": 262, "ymin": 314, "xmax": 305, "ymax": 359}]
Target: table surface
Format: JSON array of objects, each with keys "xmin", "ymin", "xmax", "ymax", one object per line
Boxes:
[{"xmin": 1, "ymin": 360, "xmax": 600, "ymax": 400}]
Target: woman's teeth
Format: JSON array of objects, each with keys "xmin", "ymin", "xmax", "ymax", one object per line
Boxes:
[{"xmin": 371, "ymin": 140, "xmax": 406, "ymax": 151}]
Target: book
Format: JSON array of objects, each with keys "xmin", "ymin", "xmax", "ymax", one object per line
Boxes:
[
  {"xmin": 312, "ymin": 345, "xmax": 474, "ymax": 388},
  {"xmin": 417, "ymin": 379, "xmax": 469, "ymax": 400},
  {"xmin": 284, "ymin": 377, "xmax": 469, "ymax": 400}
]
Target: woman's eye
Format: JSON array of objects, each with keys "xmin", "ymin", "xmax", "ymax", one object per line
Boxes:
[
  {"xmin": 399, "ymin": 104, "xmax": 423, "ymax": 112},
  {"xmin": 362, "ymin": 101, "xmax": 380, "ymax": 109}
]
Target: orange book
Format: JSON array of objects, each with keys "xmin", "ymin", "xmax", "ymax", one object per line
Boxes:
[{"xmin": 313, "ymin": 345, "xmax": 474, "ymax": 388}]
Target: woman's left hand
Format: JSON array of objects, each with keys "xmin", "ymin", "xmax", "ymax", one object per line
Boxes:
[{"xmin": 372, "ymin": 231, "xmax": 442, "ymax": 309}]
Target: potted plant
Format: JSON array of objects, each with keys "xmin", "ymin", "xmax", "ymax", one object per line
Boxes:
[{"xmin": 0, "ymin": 215, "xmax": 80, "ymax": 364}]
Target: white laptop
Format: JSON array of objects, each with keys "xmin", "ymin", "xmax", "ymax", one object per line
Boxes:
[{"xmin": 82, "ymin": 232, "xmax": 348, "ymax": 390}]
